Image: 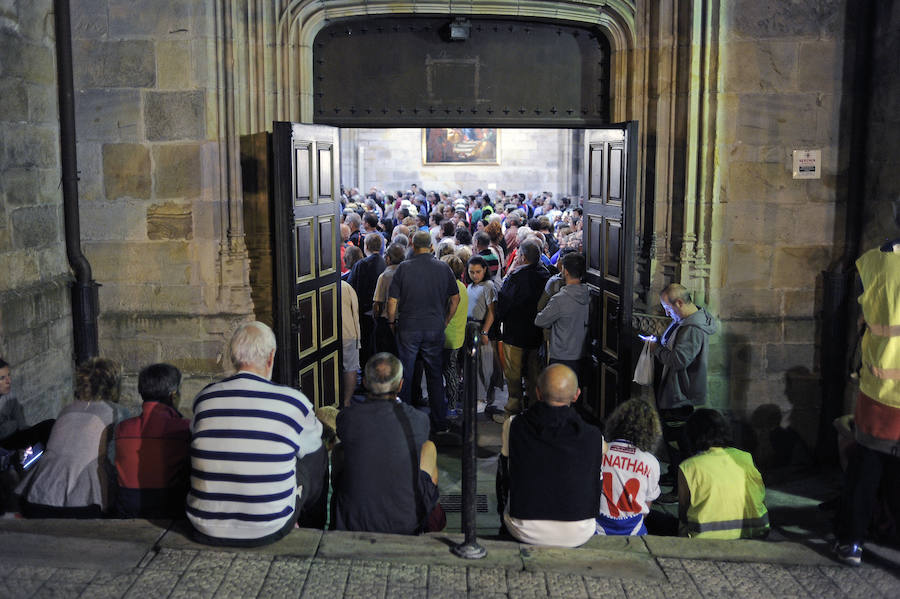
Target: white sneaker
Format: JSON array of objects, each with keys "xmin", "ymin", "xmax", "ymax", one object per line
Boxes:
[{"xmin": 476, "ymin": 400, "xmax": 486, "ymax": 413}]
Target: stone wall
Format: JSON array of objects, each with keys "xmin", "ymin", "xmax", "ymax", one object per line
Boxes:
[
  {"xmin": 707, "ymin": 0, "xmax": 848, "ymax": 451},
  {"xmin": 0, "ymin": 0, "xmax": 75, "ymax": 420},
  {"xmin": 3, "ymin": 0, "xmax": 883, "ymax": 438},
  {"xmin": 340, "ymin": 128, "xmax": 578, "ymax": 198},
  {"xmin": 68, "ymin": 0, "xmax": 252, "ymax": 408}
]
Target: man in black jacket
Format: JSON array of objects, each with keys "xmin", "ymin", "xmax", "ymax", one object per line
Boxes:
[
  {"xmin": 495, "ymin": 239, "xmax": 551, "ymax": 423},
  {"xmin": 349, "ymin": 233, "xmax": 386, "ymax": 368},
  {"xmin": 496, "ymin": 364, "xmax": 605, "ymax": 546}
]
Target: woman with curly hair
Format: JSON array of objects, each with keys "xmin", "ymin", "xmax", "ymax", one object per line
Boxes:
[
  {"xmin": 597, "ymin": 399, "xmax": 662, "ymax": 535},
  {"xmin": 17, "ymin": 358, "xmax": 122, "ymax": 518}
]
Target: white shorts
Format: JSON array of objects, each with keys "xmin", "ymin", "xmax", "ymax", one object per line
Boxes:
[{"xmin": 342, "ymin": 338, "xmax": 360, "ymax": 373}]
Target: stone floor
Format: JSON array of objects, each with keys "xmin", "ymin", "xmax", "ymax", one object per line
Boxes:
[{"xmin": 0, "ymin": 520, "xmax": 898, "ymax": 599}]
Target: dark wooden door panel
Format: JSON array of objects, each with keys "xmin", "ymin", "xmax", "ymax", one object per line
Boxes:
[
  {"xmin": 271, "ymin": 123, "xmax": 342, "ymax": 409},
  {"xmin": 583, "ymin": 122, "xmax": 637, "ymax": 420}
]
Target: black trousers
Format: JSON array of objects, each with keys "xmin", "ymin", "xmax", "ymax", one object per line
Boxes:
[
  {"xmin": 359, "ymin": 313, "xmax": 377, "ymax": 369},
  {"xmin": 374, "ymin": 316, "xmax": 398, "ymax": 356},
  {"xmin": 836, "ymin": 443, "xmax": 900, "ymax": 544},
  {"xmin": 659, "ymin": 406, "xmax": 694, "ymax": 471},
  {"xmin": 0, "ymin": 419, "xmax": 55, "ymax": 451}
]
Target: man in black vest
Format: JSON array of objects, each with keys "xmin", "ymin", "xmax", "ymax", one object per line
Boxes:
[{"xmin": 496, "ymin": 363, "xmax": 606, "ymax": 547}]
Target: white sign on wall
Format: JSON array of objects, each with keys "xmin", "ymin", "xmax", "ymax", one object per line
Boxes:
[{"xmin": 792, "ymin": 149, "xmax": 821, "ymax": 179}]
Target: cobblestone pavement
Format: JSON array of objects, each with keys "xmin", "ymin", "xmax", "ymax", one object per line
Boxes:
[{"xmin": 1, "ymin": 547, "xmax": 898, "ymax": 599}]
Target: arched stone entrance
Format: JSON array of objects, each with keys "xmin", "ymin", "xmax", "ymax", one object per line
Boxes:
[
  {"xmin": 219, "ymin": 0, "xmax": 719, "ymax": 311},
  {"xmin": 223, "ymin": 0, "xmax": 719, "ymax": 410}
]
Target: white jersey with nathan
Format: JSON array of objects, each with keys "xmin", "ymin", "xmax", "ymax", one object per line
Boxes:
[{"xmin": 599, "ymin": 441, "xmax": 660, "ymax": 521}]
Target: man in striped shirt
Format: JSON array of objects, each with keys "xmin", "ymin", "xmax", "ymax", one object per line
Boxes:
[
  {"xmin": 473, "ymin": 231, "xmax": 501, "ymax": 283},
  {"xmin": 187, "ymin": 322, "xmax": 326, "ymax": 546}
]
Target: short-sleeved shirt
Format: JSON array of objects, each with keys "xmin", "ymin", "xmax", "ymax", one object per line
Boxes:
[
  {"xmin": 467, "ymin": 281, "xmax": 496, "ymax": 322},
  {"xmin": 598, "ymin": 440, "xmax": 660, "ymax": 535},
  {"xmin": 389, "ymin": 253, "xmax": 459, "ymax": 332},
  {"xmin": 373, "ymin": 264, "xmax": 399, "ymax": 305}
]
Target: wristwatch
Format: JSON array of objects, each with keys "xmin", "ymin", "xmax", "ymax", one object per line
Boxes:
[{"xmin": 480, "ymin": 331, "xmax": 488, "ymax": 336}]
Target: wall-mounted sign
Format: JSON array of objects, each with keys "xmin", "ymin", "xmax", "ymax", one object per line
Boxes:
[{"xmin": 792, "ymin": 149, "xmax": 821, "ymax": 179}]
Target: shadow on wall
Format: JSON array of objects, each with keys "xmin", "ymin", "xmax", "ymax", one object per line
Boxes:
[
  {"xmin": 728, "ymin": 367, "xmax": 818, "ymax": 482},
  {"xmin": 719, "ymin": 337, "xmax": 816, "ymax": 473},
  {"xmin": 719, "ymin": 332, "xmax": 750, "ymax": 448}
]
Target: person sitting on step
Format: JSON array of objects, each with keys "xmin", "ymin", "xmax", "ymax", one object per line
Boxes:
[{"xmin": 678, "ymin": 408, "xmax": 770, "ymax": 539}]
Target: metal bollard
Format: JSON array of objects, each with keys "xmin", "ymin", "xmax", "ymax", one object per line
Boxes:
[{"xmin": 452, "ymin": 321, "xmax": 487, "ymax": 559}]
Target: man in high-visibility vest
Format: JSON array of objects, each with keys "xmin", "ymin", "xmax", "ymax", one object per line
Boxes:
[
  {"xmin": 834, "ymin": 200, "xmax": 900, "ymax": 566},
  {"xmin": 677, "ymin": 409, "xmax": 769, "ymax": 540}
]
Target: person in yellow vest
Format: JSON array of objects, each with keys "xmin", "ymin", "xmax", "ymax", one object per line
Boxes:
[
  {"xmin": 440, "ymin": 254, "xmax": 469, "ymax": 418},
  {"xmin": 833, "ymin": 200, "xmax": 900, "ymax": 566},
  {"xmin": 677, "ymin": 408, "xmax": 770, "ymax": 539}
]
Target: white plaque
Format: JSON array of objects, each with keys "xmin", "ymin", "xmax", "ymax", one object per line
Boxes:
[{"xmin": 792, "ymin": 149, "xmax": 821, "ymax": 179}]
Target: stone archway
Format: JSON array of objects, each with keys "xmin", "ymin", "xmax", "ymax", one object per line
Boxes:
[
  {"xmin": 266, "ymin": 1, "xmax": 639, "ymax": 125},
  {"xmin": 217, "ymin": 0, "xmax": 720, "ymax": 312}
]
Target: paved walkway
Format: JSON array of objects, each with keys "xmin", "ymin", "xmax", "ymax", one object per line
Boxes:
[{"xmin": 0, "ymin": 518, "xmax": 897, "ymax": 598}]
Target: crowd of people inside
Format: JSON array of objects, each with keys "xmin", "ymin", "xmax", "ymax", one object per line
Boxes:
[{"xmin": 0, "ymin": 188, "xmax": 894, "ymax": 567}]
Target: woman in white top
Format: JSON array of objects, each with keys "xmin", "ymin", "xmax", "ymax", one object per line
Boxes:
[{"xmin": 465, "ymin": 256, "xmax": 496, "ymax": 412}]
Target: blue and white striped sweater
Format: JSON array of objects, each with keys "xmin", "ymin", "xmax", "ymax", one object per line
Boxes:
[{"xmin": 187, "ymin": 372, "xmax": 322, "ymax": 540}]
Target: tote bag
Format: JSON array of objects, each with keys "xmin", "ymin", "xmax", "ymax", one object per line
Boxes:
[{"xmin": 632, "ymin": 341, "xmax": 654, "ymax": 386}]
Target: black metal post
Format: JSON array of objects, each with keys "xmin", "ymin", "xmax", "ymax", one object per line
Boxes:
[{"xmin": 452, "ymin": 321, "xmax": 486, "ymax": 559}]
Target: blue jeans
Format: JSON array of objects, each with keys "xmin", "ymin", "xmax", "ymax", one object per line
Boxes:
[{"xmin": 397, "ymin": 328, "xmax": 448, "ymax": 430}]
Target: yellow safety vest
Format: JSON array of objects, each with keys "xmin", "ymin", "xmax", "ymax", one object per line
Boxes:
[
  {"xmin": 857, "ymin": 248, "xmax": 900, "ymax": 406},
  {"xmin": 679, "ymin": 447, "xmax": 769, "ymax": 539}
]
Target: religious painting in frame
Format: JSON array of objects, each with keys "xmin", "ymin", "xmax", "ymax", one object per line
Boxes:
[{"xmin": 423, "ymin": 128, "xmax": 500, "ymax": 165}]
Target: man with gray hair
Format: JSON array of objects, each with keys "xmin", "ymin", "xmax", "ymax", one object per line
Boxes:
[
  {"xmin": 187, "ymin": 321, "xmax": 326, "ymax": 546},
  {"xmin": 345, "ymin": 212, "xmax": 363, "ymax": 249},
  {"xmin": 331, "ymin": 353, "xmax": 444, "ymax": 534}
]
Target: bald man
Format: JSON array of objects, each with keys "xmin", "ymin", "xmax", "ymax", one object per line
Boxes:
[{"xmin": 497, "ymin": 364, "xmax": 606, "ymax": 547}]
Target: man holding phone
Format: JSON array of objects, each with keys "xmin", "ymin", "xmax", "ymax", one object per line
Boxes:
[{"xmin": 643, "ymin": 284, "xmax": 717, "ymax": 496}]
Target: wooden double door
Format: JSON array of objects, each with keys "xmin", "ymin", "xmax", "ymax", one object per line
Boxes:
[{"xmin": 242, "ymin": 121, "xmax": 637, "ymax": 418}]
